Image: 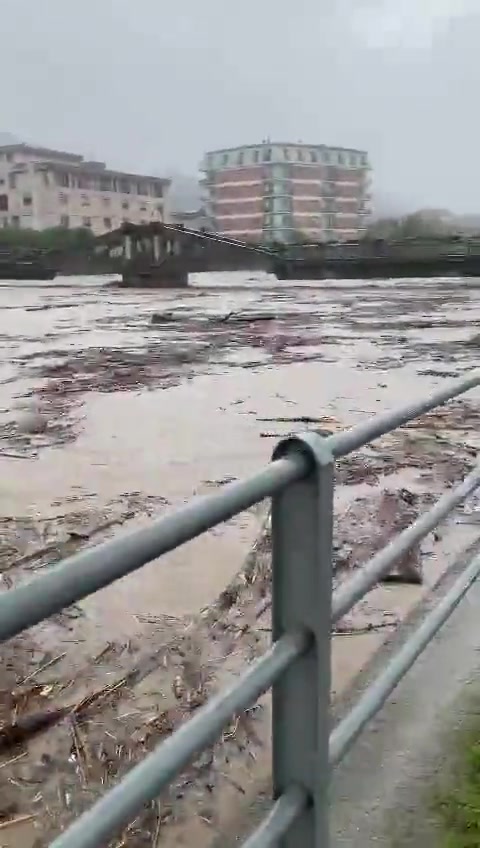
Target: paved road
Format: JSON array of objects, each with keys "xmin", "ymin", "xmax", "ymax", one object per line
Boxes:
[{"xmin": 330, "ymin": 539, "xmax": 480, "ymax": 847}]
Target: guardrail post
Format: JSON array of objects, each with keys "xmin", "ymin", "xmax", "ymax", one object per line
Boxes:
[{"xmin": 271, "ymin": 432, "xmax": 334, "ymax": 847}]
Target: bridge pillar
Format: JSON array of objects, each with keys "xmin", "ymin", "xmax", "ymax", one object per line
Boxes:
[
  {"xmin": 124, "ymin": 234, "xmax": 133, "ymax": 261},
  {"xmin": 153, "ymin": 234, "xmax": 161, "ymax": 262}
]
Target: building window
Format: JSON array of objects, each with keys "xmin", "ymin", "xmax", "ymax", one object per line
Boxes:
[
  {"xmin": 55, "ymin": 172, "xmax": 69, "ymax": 187},
  {"xmin": 59, "ymin": 192, "xmax": 68, "ymax": 205},
  {"xmin": 338, "ymin": 152, "xmax": 345, "ymax": 165},
  {"xmin": 139, "ymin": 204, "xmax": 147, "ymax": 212},
  {"xmin": 122, "ymin": 200, "xmax": 129, "ymax": 210},
  {"xmin": 82, "ymin": 217, "xmax": 92, "ymax": 228},
  {"xmin": 60, "ymin": 215, "xmax": 70, "ymax": 228},
  {"xmin": 152, "ymin": 183, "xmax": 163, "ymax": 198},
  {"xmin": 23, "ymin": 194, "xmax": 33, "ymax": 207},
  {"xmin": 8, "ymin": 173, "xmax": 16, "ymax": 189},
  {"xmin": 221, "ymin": 153, "xmax": 229, "ymax": 166},
  {"xmin": 237, "ymin": 151, "xmax": 244, "ymax": 165},
  {"xmin": 0, "ymin": 195, "xmax": 8, "ymax": 212},
  {"xmin": 252, "ymin": 150, "xmax": 259, "ymax": 163},
  {"xmin": 81, "ymin": 194, "xmax": 90, "ymax": 206},
  {"xmin": 103, "ymin": 217, "xmax": 112, "ymax": 230},
  {"xmin": 0, "ymin": 179, "xmax": 4, "ymax": 186},
  {"xmin": 263, "ymin": 147, "xmax": 272, "ymax": 162},
  {"xmin": 283, "ymin": 148, "xmax": 290, "ymax": 160},
  {"xmin": 11, "ymin": 216, "xmax": 20, "ymax": 228},
  {"xmin": 350, "ymin": 154, "xmax": 357, "ymax": 167},
  {"xmin": 310, "ymin": 150, "xmax": 318, "ymax": 163},
  {"xmin": 323, "ymin": 151, "xmax": 331, "ymax": 164},
  {"xmin": 271, "ymin": 164, "xmax": 289, "ymax": 182},
  {"xmin": 297, "ymin": 149, "xmax": 305, "ymax": 162},
  {"xmin": 6, "ymin": 153, "xmax": 13, "ymax": 163}
]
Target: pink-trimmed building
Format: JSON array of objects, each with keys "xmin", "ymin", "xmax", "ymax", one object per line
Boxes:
[{"xmin": 200, "ymin": 142, "xmax": 370, "ymax": 243}]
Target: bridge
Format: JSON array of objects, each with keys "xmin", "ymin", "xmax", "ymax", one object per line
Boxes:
[
  {"xmin": 96, "ymin": 222, "xmax": 277, "ymax": 286},
  {"xmin": 95, "ymin": 223, "xmax": 480, "ymax": 286},
  {"xmin": 1, "ymin": 371, "xmax": 480, "ymax": 846}
]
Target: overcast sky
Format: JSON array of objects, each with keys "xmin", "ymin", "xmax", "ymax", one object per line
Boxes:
[{"xmin": 1, "ymin": 0, "xmax": 479, "ymax": 213}]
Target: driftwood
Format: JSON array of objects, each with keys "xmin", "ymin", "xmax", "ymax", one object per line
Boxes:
[
  {"xmin": 256, "ymin": 416, "xmax": 329, "ymax": 424},
  {"xmin": 219, "ymin": 312, "xmax": 277, "ymax": 324},
  {"xmin": 0, "ymin": 708, "xmax": 69, "ymax": 753}
]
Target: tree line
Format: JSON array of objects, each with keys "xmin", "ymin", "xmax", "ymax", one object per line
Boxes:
[{"xmin": 0, "ymin": 226, "xmax": 96, "ymax": 253}]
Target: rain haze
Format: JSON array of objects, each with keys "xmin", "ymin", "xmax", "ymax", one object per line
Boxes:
[
  {"xmin": 4, "ymin": 4, "xmax": 480, "ymax": 848},
  {"xmin": 1, "ymin": 0, "xmax": 479, "ymax": 213}
]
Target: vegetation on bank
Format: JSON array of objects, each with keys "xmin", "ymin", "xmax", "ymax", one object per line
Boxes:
[
  {"xmin": 0, "ymin": 226, "xmax": 96, "ymax": 253},
  {"xmin": 433, "ymin": 711, "xmax": 480, "ymax": 846}
]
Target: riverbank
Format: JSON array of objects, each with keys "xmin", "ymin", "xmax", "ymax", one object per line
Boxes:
[{"xmin": 431, "ymin": 690, "xmax": 480, "ymax": 846}]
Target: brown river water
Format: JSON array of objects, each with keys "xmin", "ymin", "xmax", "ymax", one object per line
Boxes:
[{"xmin": 1, "ymin": 272, "xmax": 480, "ymax": 846}]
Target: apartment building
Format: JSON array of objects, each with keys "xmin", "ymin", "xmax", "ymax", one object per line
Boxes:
[
  {"xmin": 200, "ymin": 142, "xmax": 370, "ymax": 243},
  {"xmin": 0, "ymin": 143, "xmax": 170, "ymax": 235}
]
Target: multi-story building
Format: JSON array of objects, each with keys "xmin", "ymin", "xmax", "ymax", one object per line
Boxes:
[
  {"xmin": 200, "ymin": 142, "xmax": 370, "ymax": 243},
  {"xmin": 0, "ymin": 143, "xmax": 170, "ymax": 234}
]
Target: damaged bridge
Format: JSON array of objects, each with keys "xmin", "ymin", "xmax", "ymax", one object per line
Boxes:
[
  {"xmin": 96, "ymin": 222, "xmax": 276, "ymax": 287},
  {"xmin": 95, "ymin": 223, "xmax": 480, "ymax": 286}
]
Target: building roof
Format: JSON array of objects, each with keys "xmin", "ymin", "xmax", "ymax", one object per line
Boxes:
[
  {"xmin": 0, "ymin": 142, "xmax": 170, "ymax": 185},
  {"xmin": 205, "ymin": 141, "xmax": 368, "ymax": 156},
  {"xmin": 0, "ymin": 143, "xmax": 83, "ymax": 162},
  {"xmin": 36, "ymin": 160, "xmax": 170, "ymax": 185}
]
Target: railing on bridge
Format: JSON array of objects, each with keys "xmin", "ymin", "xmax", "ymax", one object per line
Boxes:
[{"xmin": 2, "ymin": 374, "xmax": 480, "ymax": 847}]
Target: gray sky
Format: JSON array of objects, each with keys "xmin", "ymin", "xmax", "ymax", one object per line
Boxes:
[{"xmin": 1, "ymin": 0, "xmax": 479, "ymax": 213}]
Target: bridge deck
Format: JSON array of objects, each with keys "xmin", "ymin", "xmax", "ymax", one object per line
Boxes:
[{"xmin": 95, "ymin": 224, "xmax": 480, "ymax": 285}]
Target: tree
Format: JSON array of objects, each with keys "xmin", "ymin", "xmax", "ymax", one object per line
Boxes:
[
  {"xmin": 365, "ymin": 211, "xmax": 458, "ymax": 240},
  {"xmin": 0, "ymin": 226, "xmax": 96, "ymax": 254}
]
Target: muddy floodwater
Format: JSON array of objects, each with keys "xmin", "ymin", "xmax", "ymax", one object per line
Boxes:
[{"xmin": 1, "ymin": 272, "xmax": 480, "ymax": 846}]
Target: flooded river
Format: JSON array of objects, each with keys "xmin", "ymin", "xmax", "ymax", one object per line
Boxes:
[
  {"xmin": 2, "ymin": 272, "xmax": 479, "ymax": 620},
  {"xmin": 2, "ymin": 272, "xmax": 480, "ymax": 846}
]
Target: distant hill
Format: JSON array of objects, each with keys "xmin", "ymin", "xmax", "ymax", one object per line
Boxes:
[{"xmin": 0, "ymin": 132, "xmax": 21, "ymax": 146}]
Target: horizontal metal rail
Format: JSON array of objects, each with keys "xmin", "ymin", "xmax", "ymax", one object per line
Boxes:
[
  {"xmin": 0, "ymin": 453, "xmax": 308, "ymax": 643},
  {"xmin": 51, "ymin": 631, "xmax": 309, "ymax": 848},
  {"xmin": 325, "ymin": 370, "xmax": 480, "ymax": 457},
  {"xmin": 242, "ymin": 786, "xmax": 309, "ymax": 848},
  {"xmin": 332, "ymin": 463, "xmax": 480, "ymax": 622},
  {"xmin": 0, "ymin": 371, "xmax": 479, "ymax": 847},
  {"xmin": 329, "ymin": 553, "xmax": 480, "ymax": 765}
]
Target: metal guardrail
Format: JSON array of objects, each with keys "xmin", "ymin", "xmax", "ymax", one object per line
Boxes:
[{"xmin": 1, "ymin": 372, "xmax": 480, "ymax": 847}]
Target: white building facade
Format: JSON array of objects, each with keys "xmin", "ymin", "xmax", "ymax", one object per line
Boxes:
[{"xmin": 0, "ymin": 144, "xmax": 170, "ymax": 235}]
